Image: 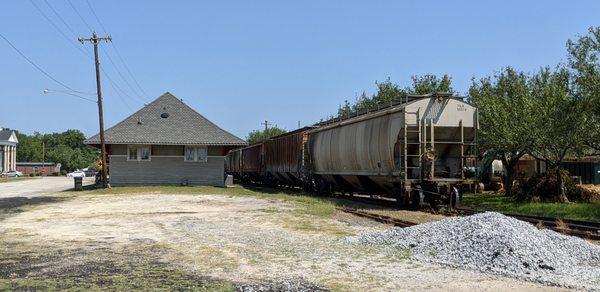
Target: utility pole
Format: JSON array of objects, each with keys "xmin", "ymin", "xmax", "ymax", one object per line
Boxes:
[
  {"xmin": 79, "ymin": 32, "xmax": 112, "ymax": 188},
  {"xmin": 262, "ymin": 120, "xmax": 271, "ymax": 132},
  {"xmin": 41, "ymin": 141, "xmax": 45, "ymax": 177}
]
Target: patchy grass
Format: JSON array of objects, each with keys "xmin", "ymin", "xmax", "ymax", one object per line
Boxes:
[
  {"xmin": 79, "ymin": 185, "xmax": 347, "ymax": 219},
  {"xmin": 460, "ymin": 193, "xmax": 600, "ymax": 222},
  {"xmin": 0, "ymin": 242, "xmax": 236, "ymax": 291}
]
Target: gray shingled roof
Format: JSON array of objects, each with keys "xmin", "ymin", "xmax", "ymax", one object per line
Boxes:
[
  {"xmin": 0, "ymin": 130, "xmax": 13, "ymax": 141},
  {"xmin": 0, "ymin": 129, "xmax": 17, "ymax": 143},
  {"xmin": 85, "ymin": 92, "xmax": 247, "ymax": 146}
]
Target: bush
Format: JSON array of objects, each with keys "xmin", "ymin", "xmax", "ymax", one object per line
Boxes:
[
  {"xmin": 512, "ymin": 169, "xmax": 582, "ymax": 202},
  {"xmin": 576, "ymin": 185, "xmax": 600, "ymax": 204},
  {"xmin": 60, "ymin": 170, "xmax": 67, "ymax": 176},
  {"xmin": 29, "ymin": 173, "xmax": 35, "ymax": 177},
  {"xmin": 52, "ymin": 172, "xmax": 60, "ymax": 176}
]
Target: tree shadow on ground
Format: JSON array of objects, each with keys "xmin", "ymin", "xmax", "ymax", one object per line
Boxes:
[{"xmin": 0, "ymin": 196, "xmax": 70, "ymax": 221}]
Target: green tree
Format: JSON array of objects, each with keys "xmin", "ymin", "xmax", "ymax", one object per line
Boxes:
[
  {"xmin": 15, "ymin": 129, "xmax": 99, "ymax": 172},
  {"xmin": 337, "ymin": 100, "xmax": 353, "ymax": 117},
  {"xmin": 246, "ymin": 126, "xmax": 287, "ymax": 144},
  {"xmin": 336, "ymin": 75, "xmax": 450, "ymax": 118},
  {"xmin": 409, "ymin": 74, "xmax": 453, "ymax": 95},
  {"xmin": 567, "ymin": 27, "xmax": 600, "ymax": 151},
  {"xmin": 373, "ymin": 78, "xmax": 408, "ymax": 103},
  {"xmin": 469, "ymin": 67, "xmax": 537, "ymax": 196},
  {"xmin": 529, "ymin": 66, "xmax": 588, "ymax": 202}
]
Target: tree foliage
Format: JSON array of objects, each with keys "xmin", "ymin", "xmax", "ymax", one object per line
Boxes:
[
  {"xmin": 246, "ymin": 127, "xmax": 287, "ymax": 144},
  {"xmin": 337, "ymin": 74, "xmax": 453, "ymax": 117},
  {"xmin": 567, "ymin": 27, "xmax": 600, "ymax": 151},
  {"xmin": 469, "ymin": 26, "xmax": 600, "ymax": 201},
  {"xmin": 16, "ymin": 130, "xmax": 99, "ymax": 172},
  {"xmin": 528, "ymin": 66, "xmax": 589, "ymax": 202},
  {"xmin": 469, "ymin": 67, "xmax": 537, "ymax": 196}
]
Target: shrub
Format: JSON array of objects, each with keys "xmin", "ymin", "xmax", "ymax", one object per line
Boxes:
[
  {"xmin": 512, "ymin": 169, "xmax": 582, "ymax": 202},
  {"xmin": 60, "ymin": 170, "xmax": 67, "ymax": 176},
  {"xmin": 52, "ymin": 172, "xmax": 60, "ymax": 176},
  {"xmin": 29, "ymin": 173, "xmax": 35, "ymax": 177}
]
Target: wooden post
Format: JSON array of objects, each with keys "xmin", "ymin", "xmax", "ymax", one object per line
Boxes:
[{"xmin": 79, "ymin": 32, "xmax": 112, "ymax": 188}]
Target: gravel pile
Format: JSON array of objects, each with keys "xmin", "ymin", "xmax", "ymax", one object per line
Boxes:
[
  {"xmin": 236, "ymin": 279, "xmax": 327, "ymax": 292},
  {"xmin": 347, "ymin": 212, "xmax": 600, "ymax": 289}
]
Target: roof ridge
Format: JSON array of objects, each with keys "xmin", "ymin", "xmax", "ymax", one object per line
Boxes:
[{"xmin": 84, "ymin": 92, "xmax": 246, "ymax": 146}]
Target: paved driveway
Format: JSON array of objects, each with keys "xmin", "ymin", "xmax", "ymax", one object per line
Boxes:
[{"xmin": 0, "ymin": 177, "xmax": 91, "ymax": 198}]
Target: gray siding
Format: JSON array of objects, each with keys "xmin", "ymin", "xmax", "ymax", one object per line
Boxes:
[{"xmin": 109, "ymin": 155, "xmax": 225, "ymax": 186}]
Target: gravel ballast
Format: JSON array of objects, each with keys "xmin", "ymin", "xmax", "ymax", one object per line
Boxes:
[{"xmin": 347, "ymin": 212, "xmax": 600, "ymax": 289}]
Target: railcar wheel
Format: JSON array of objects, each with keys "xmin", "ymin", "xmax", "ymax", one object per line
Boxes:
[
  {"xmin": 448, "ymin": 187, "xmax": 460, "ymax": 209},
  {"xmin": 392, "ymin": 187, "xmax": 405, "ymax": 208},
  {"xmin": 408, "ymin": 189, "xmax": 422, "ymax": 210}
]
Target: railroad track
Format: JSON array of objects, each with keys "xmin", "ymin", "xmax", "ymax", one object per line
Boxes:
[
  {"xmin": 456, "ymin": 208, "xmax": 600, "ymax": 241},
  {"xmin": 244, "ymin": 184, "xmax": 600, "ymax": 241},
  {"xmin": 342, "ymin": 206, "xmax": 600, "ymax": 240},
  {"xmin": 338, "ymin": 207, "xmax": 417, "ymax": 228}
]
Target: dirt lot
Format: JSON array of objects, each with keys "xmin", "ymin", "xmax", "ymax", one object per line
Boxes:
[{"xmin": 0, "ymin": 183, "xmax": 570, "ymax": 291}]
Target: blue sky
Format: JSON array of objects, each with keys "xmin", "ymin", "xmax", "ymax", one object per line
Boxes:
[{"xmin": 1, "ymin": 1, "xmax": 598, "ymax": 139}]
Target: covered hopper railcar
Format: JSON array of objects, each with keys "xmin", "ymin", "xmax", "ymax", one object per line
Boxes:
[
  {"xmin": 307, "ymin": 94, "xmax": 478, "ymax": 208},
  {"xmin": 226, "ymin": 94, "xmax": 478, "ymax": 208}
]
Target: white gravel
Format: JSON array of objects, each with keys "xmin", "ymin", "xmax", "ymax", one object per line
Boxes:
[{"xmin": 347, "ymin": 212, "xmax": 600, "ymax": 290}]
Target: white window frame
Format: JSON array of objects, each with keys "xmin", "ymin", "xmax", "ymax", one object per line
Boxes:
[
  {"xmin": 127, "ymin": 145, "xmax": 138, "ymax": 161},
  {"xmin": 140, "ymin": 146, "xmax": 151, "ymax": 161},
  {"xmin": 127, "ymin": 145, "xmax": 151, "ymax": 161},
  {"xmin": 184, "ymin": 146, "xmax": 208, "ymax": 162},
  {"xmin": 184, "ymin": 146, "xmax": 196, "ymax": 162},
  {"xmin": 197, "ymin": 146, "xmax": 207, "ymax": 162}
]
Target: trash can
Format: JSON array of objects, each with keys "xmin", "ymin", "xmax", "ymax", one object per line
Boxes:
[{"xmin": 74, "ymin": 177, "xmax": 83, "ymax": 191}]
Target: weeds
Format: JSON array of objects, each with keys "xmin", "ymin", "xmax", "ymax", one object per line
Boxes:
[{"xmin": 460, "ymin": 193, "xmax": 600, "ymax": 222}]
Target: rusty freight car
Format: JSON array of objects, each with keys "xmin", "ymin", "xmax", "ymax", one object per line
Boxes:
[
  {"xmin": 308, "ymin": 93, "xmax": 478, "ymax": 208},
  {"xmin": 263, "ymin": 127, "xmax": 315, "ymax": 188},
  {"xmin": 239, "ymin": 143, "xmax": 265, "ymax": 183},
  {"xmin": 225, "ymin": 148, "xmax": 242, "ymax": 176}
]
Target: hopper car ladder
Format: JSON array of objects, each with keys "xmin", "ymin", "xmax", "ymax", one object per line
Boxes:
[{"xmin": 402, "ymin": 109, "xmax": 422, "ymax": 182}]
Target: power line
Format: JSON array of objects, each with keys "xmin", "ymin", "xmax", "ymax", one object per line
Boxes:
[
  {"xmin": 28, "ymin": 0, "xmax": 92, "ymax": 59},
  {"xmin": 28, "ymin": 0, "xmax": 139, "ymax": 110},
  {"xmin": 66, "ymin": 0, "xmax": 145, "ymax": 101},
  {"xmin": 45, "ymin": 88, "xmax": 97, "ymax": 95},
  {"xmin": 100, "ymin": 41, "xmax": 145, "ymax": 99},
  {"xmin": 66, "ymin": 0, "xmax": 94, "ymax": 32},
  {"xmin": 0, "ymin": 32, "xmax": 95, "ymax": 103},
  {"xmin": 85, "ymin": 0, "xmax": 149, "ymax": 98},
  {"xmin": 45, "ymin": 90, "xmax": 97, "ymax": 103},
  {"xmin": 43, "ymin": 0, "xmax": 79, "ymax": 39}
]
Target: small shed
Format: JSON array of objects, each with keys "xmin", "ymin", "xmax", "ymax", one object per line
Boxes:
[{"xmin": 561, "ymin": 159, "xmax": 600, "ymax": 185}]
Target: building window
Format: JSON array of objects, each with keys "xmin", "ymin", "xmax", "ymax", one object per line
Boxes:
[
  {"xmin": 197, "ymin": 146, "xmax": 207, "ymax": 162},
  {"xmin": 128, "ymin": 145, "xmax": 151, "ymax": 161},
  {"xmin": 128, "ymin": 146, "xmax": 138, "ymax": 161},
  {"xmin": 185, "ymin": 146, "xmax": 196, "ymax": 161},
  {"xmin": 140, "ymin": 146, "xmax": 151, "ymax": 161},
  {"xmin": 184, "ymin": 146, "xmax": 207, "ymax": 162}
]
